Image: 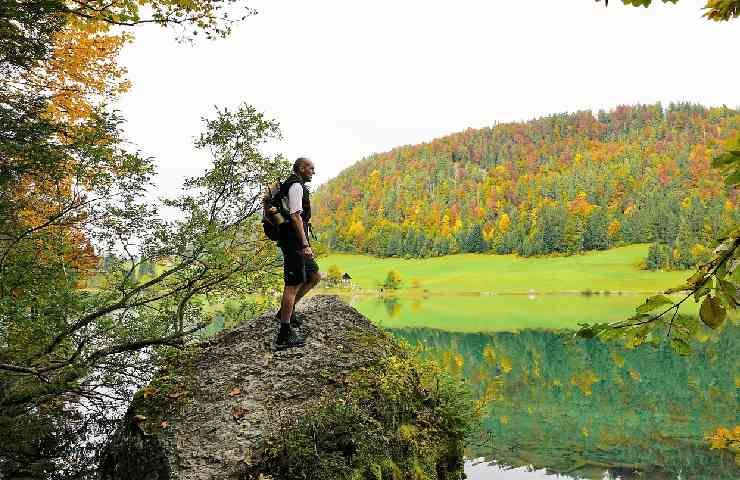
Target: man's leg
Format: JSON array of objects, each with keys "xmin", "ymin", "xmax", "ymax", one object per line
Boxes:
[
  {"xmin": 280, "ymin": 284, "xmax": 301, "ymax": 323},
  {"xmin": 293, "ymin": 271, "xmax": 321, "ymax": 306}
]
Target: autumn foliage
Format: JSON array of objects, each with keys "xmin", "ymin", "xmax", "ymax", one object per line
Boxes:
[{"xmin": 315, "ymin": 104, "xmax": 740, "ymax": 265}]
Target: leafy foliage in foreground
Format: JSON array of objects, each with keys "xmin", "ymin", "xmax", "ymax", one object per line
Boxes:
[
  {"xmin": 1, "ymin": 0, "xmax": 268, "ymax": 476},
  {"xmin": 250, "ymin": 343, "xmax": 477, "ymax": 480},
  {"xmin": 1, "ymin": 101, "xmax": 286, "ymax": 477},
  {"xmin": 597, "ymin": 0, "xmax": 739, "ymax": 22},
  {"xmin": 577, "ymin": 228, "xmax": 738, "ymax": 354}
]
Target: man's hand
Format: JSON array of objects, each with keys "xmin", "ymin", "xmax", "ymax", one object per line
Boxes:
[{"xmin": 301, "ymin": 246, "xmax": 314, "ymax": 259}]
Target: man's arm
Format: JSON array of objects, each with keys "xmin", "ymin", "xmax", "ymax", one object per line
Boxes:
[
  {"xmin": 290, "ymin": 213, "xmax": 311, "ymax": 250},
  {"xmin": 287, "ymin": 183, "xmax": 313, "ymax": 258}
]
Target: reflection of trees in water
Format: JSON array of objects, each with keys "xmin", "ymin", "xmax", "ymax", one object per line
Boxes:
[
  {"xmin": 380, "ymin": 296, "xmax": 402, "ymax": 318},
  {"xmin": 389, "ymin": 326, "xmax": 739, "ymax": 480}
]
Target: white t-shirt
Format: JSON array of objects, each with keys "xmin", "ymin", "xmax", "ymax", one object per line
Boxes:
[{"xmin": 288, "ymin": 183, "xmax": 303, "ymax": 214}]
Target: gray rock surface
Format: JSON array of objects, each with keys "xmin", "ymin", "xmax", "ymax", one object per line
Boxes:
[{"xmin": 99, "ymin": 295, "xmax": 392, "ymax": 480}]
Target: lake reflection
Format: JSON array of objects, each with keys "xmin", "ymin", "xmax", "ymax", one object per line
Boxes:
[
  {"xmin": 388, "ymin": 326, "xmax": 738, "ymax": 480},
  {"xmin": 346, "ymin": 293, "xmax": 703, "ymax": 332}
]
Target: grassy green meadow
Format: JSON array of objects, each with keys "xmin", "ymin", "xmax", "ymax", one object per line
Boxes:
[
  {"xmin": 313, "ymin": 244, "xmax": 740, "ymax": 332},
  {"xmin": 346, "ymin": 293, "xmax": 701, "ymax": 332},
  {"xmin": 319, "ymin": 244, "xmax": 690, "ymax": 295}
]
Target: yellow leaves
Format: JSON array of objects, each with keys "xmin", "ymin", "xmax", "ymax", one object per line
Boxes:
[
  {"xmin": 702, "ymin": 0, "xmax": 740, "ymax": 22},
  {"xmin": 44, "ymin": 26, "xmax": 132, "ymax": 125},
  {"xmin": 499, "ymin": 356, "xmax": 512, "ymax": 374},
  {"xmin": 453, "ymin": 218, "xmax": 463, "ymax": 233},
  {"xmin": 541, "ymin": 196, "xmax": 557, "ymax": 208},
  {"xmin": 369, "ymin": 169, "xmax": 381, "ymax": 189},
  {"xmin": 607, "ymin": 219, "xmax": 621, "ymax": 238},
  {"xmin": 346, "ymin": 220, "xmax": 365, "ymax": 239},
  {"xmin": 497, "ymin": 213, "xmax": 511, "ymax": 233},
  {"xmin": 611, "ymin": 351, "xmax": 625, "ymax": 368},
  {"xmin": 628, "ymin": 369, "xmax": 641, "ymax": 382},
  {"xmin": 706, "ymin": 426, "xmax": 740, "ymax": 466},
  {"xmin": 482, "ymin": 344, "xmax": 496, "ymax": 365},
  {"xmin": 384, "ymin": 270, "xmax": 402, "ymax": 290},
  {"xmin": 453, "ymin": 353, "xmax": 464, "ymax": 370},
  {"xmin": 327, "ymin": 265, "xmax": 342, "ymax": 286},
  {"xmin": 482, "ymin": 224, "xmax": 495, "ymax": 243},
  {"xmin": 691, "ymin": 243, "xmax": 707, "ymax": 259},
  {"xmin": 474, "ymin": 378, "xmax": 502, "ymax": 413},
  {"xmin": 413, "ymin": 203, "xmax": 422, "ymax": 217},
  {"xmin": 440, "ymin": 214, "xmax": 451, "ymax": 237},
  {"xmin": 570, "ymin": 371, "xmax": 600, "ymax": 396}
]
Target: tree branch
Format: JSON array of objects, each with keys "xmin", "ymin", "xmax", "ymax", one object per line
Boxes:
[{"xmin": 84, "ymin": 322, "xmax": 208, "ymax": 366}]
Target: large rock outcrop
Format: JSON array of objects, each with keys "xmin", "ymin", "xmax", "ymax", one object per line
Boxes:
[{"xmin": 99, "ymin": 295, "xmax": 473, "ymax": 480}]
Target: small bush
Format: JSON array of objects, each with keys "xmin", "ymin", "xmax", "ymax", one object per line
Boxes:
[{"xmin": 384, "ymin": 270, "xmax": 402, "ymax": 290}]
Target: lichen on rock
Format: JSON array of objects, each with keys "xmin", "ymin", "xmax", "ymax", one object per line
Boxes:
[{"xmin": 99, "ymin": 295, "xmax": 476, "ymax": 480}]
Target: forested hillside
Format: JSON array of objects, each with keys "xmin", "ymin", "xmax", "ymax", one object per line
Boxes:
[{"xmin": 314, "ymin": 103, "xmax": 740, "ymax": 269}]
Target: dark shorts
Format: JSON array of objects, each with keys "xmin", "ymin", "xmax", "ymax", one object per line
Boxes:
[{"xmin": 278, "ymin": 239, "xmax": 320, "ymax": 286}]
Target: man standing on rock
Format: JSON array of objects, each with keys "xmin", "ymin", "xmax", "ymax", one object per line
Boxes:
[{"xmin": 275, "ymin": 157, "xmax": 321, "ymax": 350}]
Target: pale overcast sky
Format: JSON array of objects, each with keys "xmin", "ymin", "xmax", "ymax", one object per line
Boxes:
[{"xmin": 117, "ymin": 0, "xmax": 740, "ymax": 195}]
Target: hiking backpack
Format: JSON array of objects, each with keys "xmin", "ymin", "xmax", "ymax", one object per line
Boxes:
[{"xmin": 261, "ymin": 181, "xmax": 289, "ymax": 241}]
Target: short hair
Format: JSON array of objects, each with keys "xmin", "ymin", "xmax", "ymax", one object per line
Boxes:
[{"xmin": 293, "ymin": 157, "xmax": 311, "ymax": 173}]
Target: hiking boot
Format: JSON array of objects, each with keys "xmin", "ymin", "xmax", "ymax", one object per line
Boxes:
[
  {"xmin": 275, "ymin": 308, "xmax": 302, "ymax": 328},
  {"xmin": 275, "ymin": 323, "xmax": 305, "ymax": 351}
]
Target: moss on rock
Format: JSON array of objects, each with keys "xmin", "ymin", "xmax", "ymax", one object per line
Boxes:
[{"xmin": 249, "ymin": 341, "xmax": 476, "ymax": 480}]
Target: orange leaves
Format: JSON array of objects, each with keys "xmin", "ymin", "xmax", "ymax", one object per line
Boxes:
[
  {"xmin": 229, "ymin": 387, "xmax": 242, "ymax": 397},
  {"xmin": 567, "ymin": 192, "xmax": 596, "ymax": 218},
  {"xmin": 497, "ymin": 213, "xmax": 511, "ymax": 233},
  {"xmin": 231, "ymin": 406, "xmax": 248, "ymax": 419},
  {"xmin": 44, "ymin": 25, "xmax": 131, "ymax": 125},
  {"xmin": 7, "ymin": 21, "xmax": 132, "ymax": 284},
  {"xmin": 706, "ymin": 425, "xmax": 740, "ymax": 465}
]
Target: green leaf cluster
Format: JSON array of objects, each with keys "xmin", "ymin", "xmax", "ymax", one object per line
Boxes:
[
  {"xmin": 599, "ymin": 0, "xmax": 739, "ymax": 22},
  {"xmin": 578, "ymin": 230, "xmax": 739, "ymax": 354}
]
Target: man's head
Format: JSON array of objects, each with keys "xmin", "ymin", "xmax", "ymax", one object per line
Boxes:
[{"xmin": 293, "ymin": 157, "xmax": 315, "ymax": 182}]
